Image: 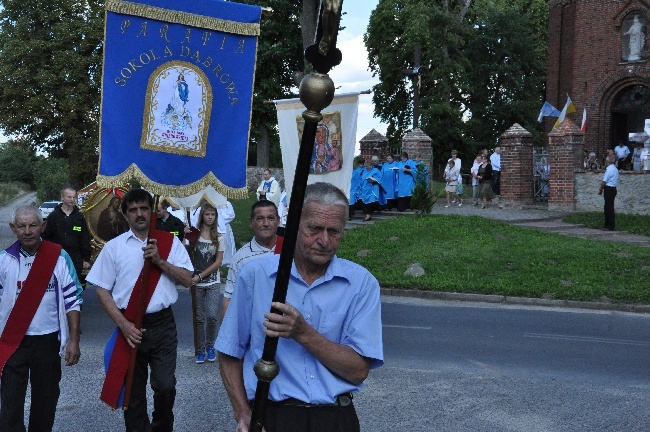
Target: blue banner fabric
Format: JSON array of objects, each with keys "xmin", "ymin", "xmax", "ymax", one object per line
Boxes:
[{"xmin": 97, "ymin": 0, "xmax": 261, "ymax": 198}]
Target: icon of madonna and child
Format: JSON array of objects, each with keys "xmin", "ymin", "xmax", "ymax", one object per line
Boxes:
[{"xmin": 310, "ymin": 116, "xmax": 342, "ymax": 174}]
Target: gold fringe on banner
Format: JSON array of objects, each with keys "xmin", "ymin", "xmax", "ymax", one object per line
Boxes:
[
  {"xmin": 106, "ymin": 0, "xmax": 261, "ymax": 36},
  {"xmin": 96, "ymin": 164, "xmax": 249, "ymax": 199}
]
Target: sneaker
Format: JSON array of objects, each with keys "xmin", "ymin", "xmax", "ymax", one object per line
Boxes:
[
  {"xmin": 458, "ymin": 202, "xmax": 463, "ymax": 207},
  {"xmin": 195, "ymin": 351, "xmax": 205, "ymax": 364},
  {"xmin": 207, "ymin": 347, "xmax": 217, "ymax": 362}
]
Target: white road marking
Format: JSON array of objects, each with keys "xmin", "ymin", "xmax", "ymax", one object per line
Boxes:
[
  {"xmin": 383, "ymin": 324, "xmax": 432, "ymax": 330},
  {"xmin": 524, "ymin": 333, "xmax": 650, "ymax": 347}
]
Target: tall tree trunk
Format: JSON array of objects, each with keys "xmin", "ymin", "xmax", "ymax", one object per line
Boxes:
[{"xmin": 257, "ymin": 124, "xmax": 270, "ymax": 168}]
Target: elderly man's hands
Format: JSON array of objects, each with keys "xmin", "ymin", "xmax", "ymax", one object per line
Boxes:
[{"xmin": 263, "ymin": 302, "xmax": 308, "ymax": 340}]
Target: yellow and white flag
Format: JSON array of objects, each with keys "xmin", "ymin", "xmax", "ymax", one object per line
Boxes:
[{"xmin": 553, "ymin": 94, "xmax": 576, "ymax": 129}]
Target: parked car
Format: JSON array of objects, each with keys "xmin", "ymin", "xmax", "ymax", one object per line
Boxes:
[{"xmin": 38, "ymin": 201, "xmax": 61, "ymax": 219}]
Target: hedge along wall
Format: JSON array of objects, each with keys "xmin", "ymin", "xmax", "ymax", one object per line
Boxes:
[{"xmin": 575, "ymin": 171, "xmax": 650, "ymax": 215}]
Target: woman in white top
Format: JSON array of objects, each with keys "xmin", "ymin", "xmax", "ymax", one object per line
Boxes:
[
  {"xmin": 190, "ymin": 203, "xmax": 224, "ymax": 364},
  {"xmin": 444, "ymin": 160, "xmax": 463, "ymax": 207}
]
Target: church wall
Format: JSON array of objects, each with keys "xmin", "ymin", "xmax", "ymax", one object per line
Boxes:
[
  {"xmin": 546, "ymin": 0, "xmax": 650, "ymax": 156},
  {"xmin": 575, "ymin": 171, "xmax": 650, "ymax": 214}
]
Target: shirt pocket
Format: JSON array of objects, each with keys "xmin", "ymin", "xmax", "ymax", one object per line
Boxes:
[{"xmin": 318, "ymin": 312, "xmax": 346, "ymax": 343}]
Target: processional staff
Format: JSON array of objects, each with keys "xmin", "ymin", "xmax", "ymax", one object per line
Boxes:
[{"xmin": 249, "ymin": 1, "xmax": 344, "ymax": 431}]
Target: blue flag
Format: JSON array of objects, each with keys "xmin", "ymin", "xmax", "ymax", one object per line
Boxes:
[
  {"xmin": 537, "ymin": 101, "xmax": 561, "ymax": 122},
  {"xmin": 97, "ymin": 0, "xmax": 261, "ymax": 198}
]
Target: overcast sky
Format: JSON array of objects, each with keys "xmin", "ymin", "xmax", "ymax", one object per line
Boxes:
[{"xmin": 328, "ymin": 1, "xmax": 387, "ymax": 149}]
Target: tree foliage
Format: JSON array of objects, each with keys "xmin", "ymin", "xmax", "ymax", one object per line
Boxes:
[
  {"xmin": 232, "ymin": 0, "xmax": 309, "ymax": 168},
  {"xmin": 365, "ymin": 0, "xmax": 547, "ymax": 170},
  {"xmin": 34, "ymin": 157, "xmax": 70, "ymax": 201},
  {"xmin": 0, "ymin": 140, "xmax": 36, "ymax": 185},
  {"xmin": 0, "ymin": 0, "xmax": 104, "ymax": 187}
]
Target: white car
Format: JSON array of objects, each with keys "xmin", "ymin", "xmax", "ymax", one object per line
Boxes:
[{"xmin": 38, "ymin": 201, "xmax": 61, "ymax": 219}]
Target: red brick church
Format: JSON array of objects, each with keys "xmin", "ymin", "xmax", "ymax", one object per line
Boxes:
[{"xmin": 547, "ymin": 0, "xmax": 650, "ymax": 153}]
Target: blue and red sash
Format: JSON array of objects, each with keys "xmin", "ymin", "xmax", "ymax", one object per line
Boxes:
[
  {"xmin": 101, "ymin": 231, "xmax": 173, "ymax": 408},
  {"xmin": 0, "ymin": 240, "xmax": 62, "ymax": 377}
]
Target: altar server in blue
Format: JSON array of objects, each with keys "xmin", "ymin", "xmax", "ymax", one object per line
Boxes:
[
  {"xmin": 348, "ymin": 159, "xmax": 364, "ymax": 220},
  {"xmin": 380, "ymin": 154, "xmax": 398, "ymax": 210},
  {"xmin": 359, "ymin": 159, "xmax": 384, "ymax": 221},
  {"xmin": 396, "ymin": 151, "xmax": 416, "ymax": 212}
]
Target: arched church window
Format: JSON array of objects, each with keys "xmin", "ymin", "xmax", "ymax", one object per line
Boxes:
[
  {"xmin": 611, "ymin": 85, "xmax": 650, "ymax": 111},
  {"xmin": 622, "ymin": 12, "xmax": 646, "ymax": 62}
]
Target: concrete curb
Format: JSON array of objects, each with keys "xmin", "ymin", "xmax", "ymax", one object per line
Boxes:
[{"xmin": 380, "ymin": 288, "xmax": 650, "ymax": 314}]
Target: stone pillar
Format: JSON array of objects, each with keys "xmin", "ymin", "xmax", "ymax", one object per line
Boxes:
[
  {"xmin": 359, "ymin": 129, "xmax": 390, "ymax": 163},
  {"xmin": 547, "ymin": 119, "xmax": 584, "ymax": 211},
  {"xmin": 499, "ymin": 123, "xmax": 534, "ymax": 207},
  {"xmin": 401, "ymin": 128, "xmax": 433, "ymax": 180}
]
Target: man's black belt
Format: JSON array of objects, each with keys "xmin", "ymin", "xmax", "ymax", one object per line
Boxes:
[{"xmin": 270, "ymin": 393, "xmax": 353, "ymax": 408}]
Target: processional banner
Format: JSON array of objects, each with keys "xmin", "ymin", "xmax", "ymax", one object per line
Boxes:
[
  {"xmin": 97, "ymin": 0, "xmax": 261, "ymax": 198},
  {"xmin": 275, "ymin": 93, "xmax": 359, "ymax": 200}
]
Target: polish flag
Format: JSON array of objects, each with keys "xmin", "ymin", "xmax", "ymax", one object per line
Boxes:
[{"xmin": 581, "ymin": 107, "xmax": 587, "ymax": 132}]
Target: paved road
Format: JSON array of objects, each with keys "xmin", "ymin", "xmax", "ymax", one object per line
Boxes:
[
  {"xmin": 35, "ymin": 291, "xmax": 650, "ymax": 431},
  {"xmin": 3, "ymin": 192, "xmax": 649, "ymax": 430}
]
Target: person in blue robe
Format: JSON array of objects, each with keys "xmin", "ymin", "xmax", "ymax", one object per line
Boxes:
[
  {"xmin": 396, "ymin": 151, "xmax": 416, "ymax": 211},
  {"xmin": 380, "ymin": 154, "xmax": 399, "ymax": 210},
  {"xmin": 359, "ymin": 159, "xmax": 383, "ymax": 221},
  {"xmin": 348, "ymin": 159, "xmax": 365, "ymax": 220}
]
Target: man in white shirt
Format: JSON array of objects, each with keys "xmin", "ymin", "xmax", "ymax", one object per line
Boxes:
[
  {"xmin": 614, "ymin": 141, "xmax": 631, "ymax": 169},
  {"xmin": 599, "ymin": 155, "xmax": 619, "ymax": 231},
  {"xmin": 0, "ymin": 205, "xmax": 82, "ymax": 431},
  {"xmin": 221, "ymin": 200, "xmax": 280, "ymax": 321},
  {"xmin": 86, "ymin": 188, "xmax": 193, "ymax": 431},
  {"xmin": 490, "ymin": 147, "xmax": 502, "ymax": 197}
]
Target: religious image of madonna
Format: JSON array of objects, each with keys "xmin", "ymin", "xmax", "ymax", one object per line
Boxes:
[{"xmin": 307, "ymin": 113, "xmax": 342, "ymax": 174}]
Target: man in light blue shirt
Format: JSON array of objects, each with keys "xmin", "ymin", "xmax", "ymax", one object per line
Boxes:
[
  {"xmin": 216, "ymin": 182, "xmax": 383, "ymax": 432},
  {"xmin": 490, "ymin": 146, "xmax": 502, "ymax": 196},
  {"xmin": 599, "ymin": 155, "xmax": 619, "ymax": 230}
]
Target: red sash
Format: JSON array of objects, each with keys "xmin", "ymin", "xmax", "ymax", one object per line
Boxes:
[
  {"xmin": 100, "ymin": 231, "xmax": 173, "ymax": 408},
  {"xmin": 0, "ymin": 240, "xmax": 62, "ymax": 377}
]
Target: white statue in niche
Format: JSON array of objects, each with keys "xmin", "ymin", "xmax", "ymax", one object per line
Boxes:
[{"xmin": 625, "ymin": 15, "xmax": 645, "ymax": 61}]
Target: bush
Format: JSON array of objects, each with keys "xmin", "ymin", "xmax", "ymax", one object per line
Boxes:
[
  {"xmin": 34, "ymin": 157, "xmax": 70, "ymax": 202},
  {"xmin": 410, "ymin": 162, "xmax": 435, "ymax": 214}
]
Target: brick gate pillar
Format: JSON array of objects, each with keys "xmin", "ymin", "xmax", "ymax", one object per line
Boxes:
[
  {"xmin": 499, "ymin": 123, "xmax": 534, "ymax": 207},
  {"xmin": 359, "ymin": 129, "xmax": 389, "ymax": 163},
  {"xmin": 547, "ymin": 119, "xmax": 584, "ymax": 211},
  {"xmin": 401, "ymin": 128, "xmax": 433, "ymax": 181}
]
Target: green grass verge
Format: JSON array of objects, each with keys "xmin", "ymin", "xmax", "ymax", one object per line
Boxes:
[
  {"xmin": 227, "ymin": 194, "xmax": 650, "ymax": 304},
  {"xmin": 337, "ymin": 215, "xmax": 650, "ymax": 304},
  {"xmin": 229, "ymin": 194, "xmax": 258, "ymax": 249},
  {"xmin": 563, "ymin": 212, "xmax": 650, "ymax": 236},
  {"xmin": 0, "ymin": 182, "xmax": 30, "ymax": 207}
]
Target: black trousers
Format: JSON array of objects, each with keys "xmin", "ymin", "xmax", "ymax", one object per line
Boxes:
[
  {"xmin": 0, "ymin": 332, "xmax": 61, "ymax": 432},
  {"xmin": 604, "ymin": 186, "xmax": 617, "ymax": 230},
  {"xmin": 397, "ymin": 196, "xmax": 411, "ymax": 212},
  {"xmin": 492, "ymin": 170, "xmax": 501, "ymax": 195},
  {"xmin": 263, "ymin": 401, "xmax": 360, "ymax": 432},
  {"xmin": 124, "ymin": 307, "xmax": 177, "ymax": 432},
  {"xmin": 363, "ymin": 201, "xmax": 380, "ymax": 215}
]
